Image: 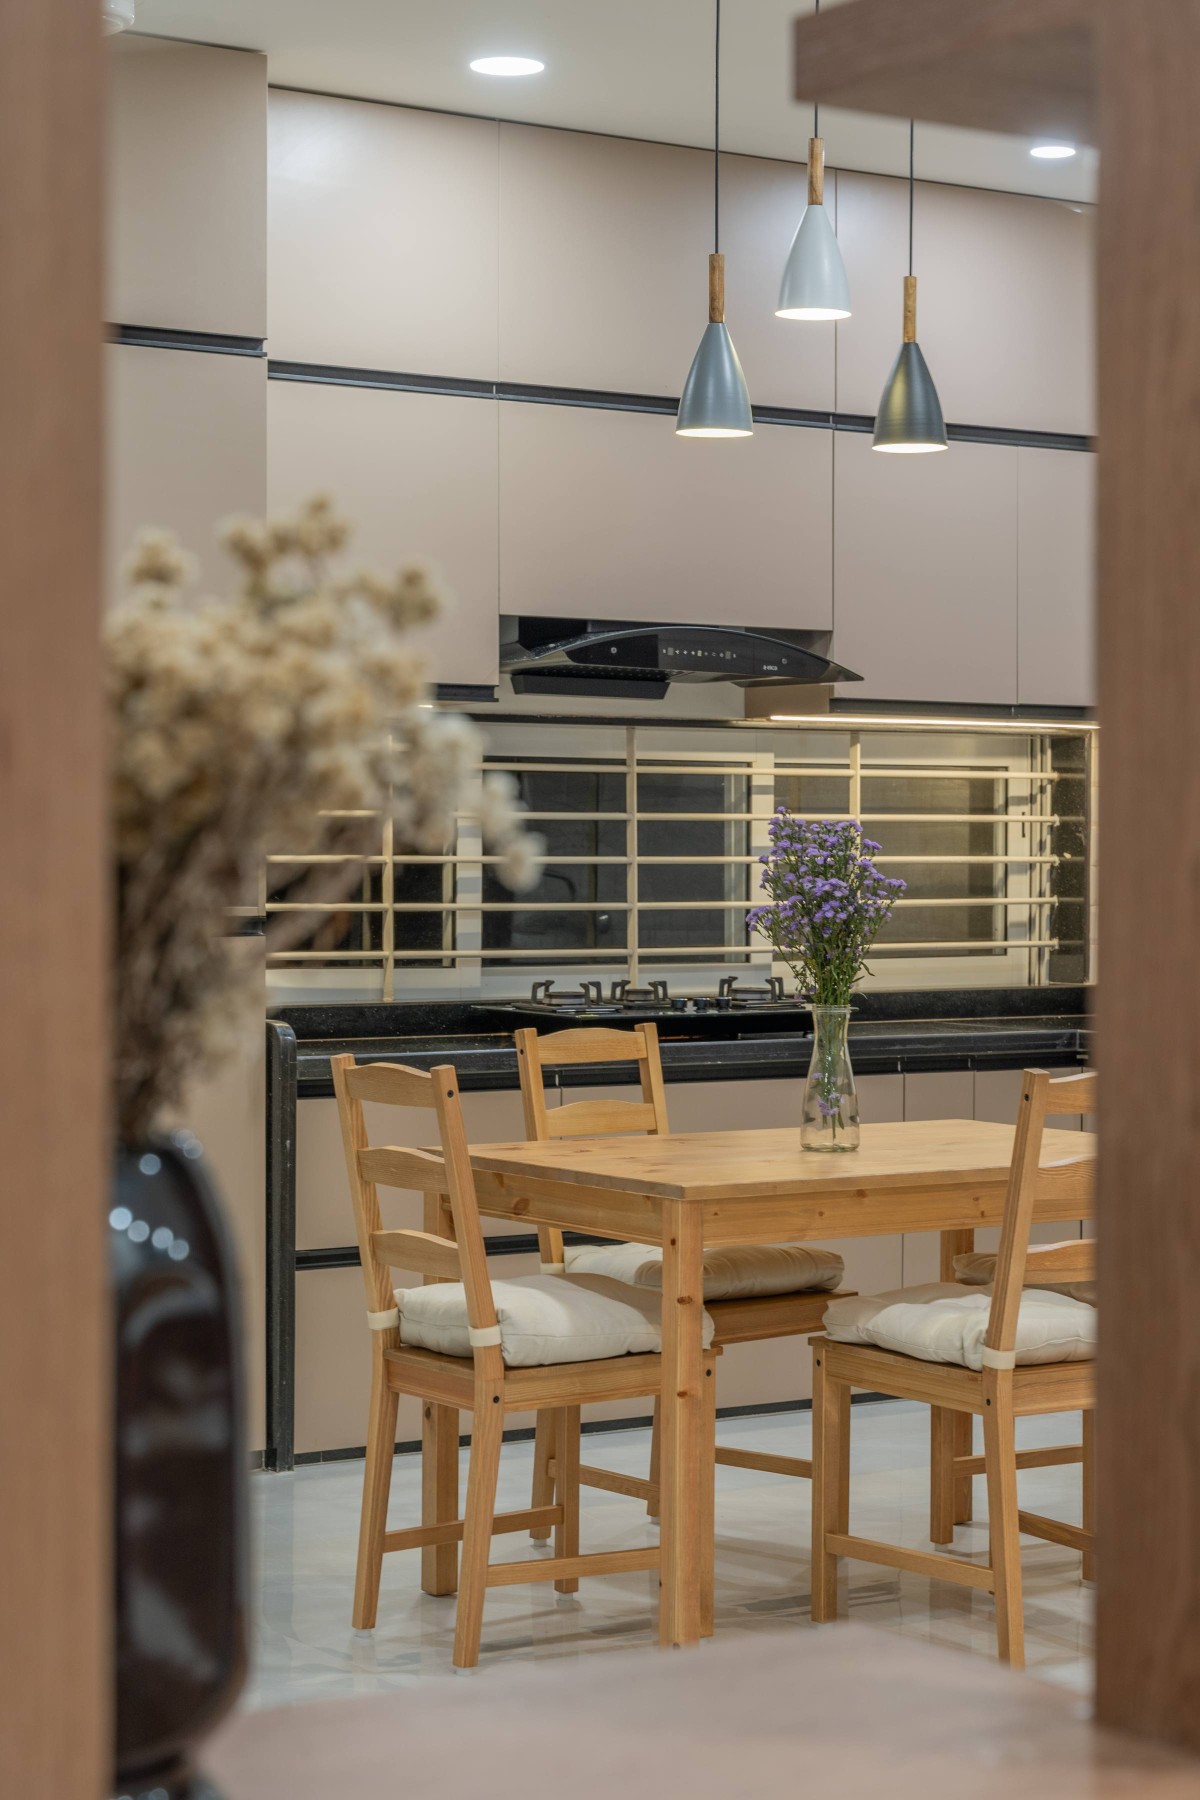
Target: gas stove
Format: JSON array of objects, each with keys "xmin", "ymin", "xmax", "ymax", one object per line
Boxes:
[{"xmin": 483, "ymin": 976, "xmax": 812, "ymax": 1037}]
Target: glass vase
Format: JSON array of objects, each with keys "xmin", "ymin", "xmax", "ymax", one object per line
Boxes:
[{"xmin": 801, "ymin": 1005, "xmax": 860, "ymax": 1152}]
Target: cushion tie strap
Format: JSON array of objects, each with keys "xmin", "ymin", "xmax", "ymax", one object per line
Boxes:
[
  {"xmin": 468, "ymin": 1324, "xmax": 503, "ymax": 1348},
  {"xmin": 540, "ymin": 1261, "xmax": 566, "ymax": 1275},
  {"xmin": 367, "ymin": 1306, "xmax": 400, "ymax": 1332},
  {"xmin": 981, "ymin": 1345, "xmax": 1017, "ymax": 1371}
]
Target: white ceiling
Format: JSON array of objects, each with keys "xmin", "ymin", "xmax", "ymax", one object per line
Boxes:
[{"xmin": 128, "ymin": 0, "xmax": 1097, "ymax": 204}]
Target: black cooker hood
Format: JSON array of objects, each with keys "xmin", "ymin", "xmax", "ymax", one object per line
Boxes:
[{"xmin": 500, "ymin": 616, "xmax": 861, "ymax": 699}]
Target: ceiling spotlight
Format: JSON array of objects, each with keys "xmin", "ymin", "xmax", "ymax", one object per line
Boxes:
[
  {"xmin": 469, "ymin": 56, "xmax": 545, "ymax": 77},
  {"xmin": 1030, "ymin": 143, "xmax": 1076, "ymax": 159}
]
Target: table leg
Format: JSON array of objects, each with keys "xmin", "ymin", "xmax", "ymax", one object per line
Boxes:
[
  {"xmin": 658, "ymin": 1199, "xmax": 707, "ymax": 1649},
  {"xmin": 934, "ymin": 1229, "xmax": 975, "ymax": 1534}
]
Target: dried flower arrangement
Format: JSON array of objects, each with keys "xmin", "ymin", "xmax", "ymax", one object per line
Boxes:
[{"xmin": 108, "ymin": 495, "xmax": 541, "ymax": 1145}]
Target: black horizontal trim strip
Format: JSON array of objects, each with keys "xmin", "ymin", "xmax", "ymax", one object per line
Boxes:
[
  {"xmin": 288, "ymin": 1392, "xmax": 894, "ymax": 1466},
  {"xmin": 266, "ymin": 357, "xmax": 1093, "ymax": 451},
  {"xmin": 295, "ymin": 1230, "xmax": 607, "ymax": 1271},
  {"xmin": 110, "ymin": 323, "xmax": 266, "ymax": 357}
]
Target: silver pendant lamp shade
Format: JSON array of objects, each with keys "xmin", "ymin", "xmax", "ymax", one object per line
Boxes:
[
  {"xmin": 873, "ymin": 123, "xmax": 947, "ymax": 453},
  {"xmin": 677, "ymin": 0, "xmax": 753, "ymax": 439}
]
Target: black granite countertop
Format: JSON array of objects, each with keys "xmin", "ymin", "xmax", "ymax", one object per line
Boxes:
[{"xmin": 269, "ymin": 990, "xmax": 1090, "ymax": 1099}]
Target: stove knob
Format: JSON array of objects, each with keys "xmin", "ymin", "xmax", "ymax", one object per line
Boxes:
[
  {"xmin": 714, "ymin": 995, "xmax": 732, "ymax": 1012},
  {"xmin": 670, "ymin": 996, "xmax": 689, "ymax": 1012}
]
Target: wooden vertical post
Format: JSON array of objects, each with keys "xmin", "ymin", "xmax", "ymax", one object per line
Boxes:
[
  {"xmin": 0, "ymin": 1, "xmax": 107, "ymax": 1796},
  {"xmin": 1094, "ymin": 0, "xmax": 1200, "ymax": 1752}
]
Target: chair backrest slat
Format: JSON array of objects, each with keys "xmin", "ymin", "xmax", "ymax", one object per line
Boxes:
[
  {"xmin": 372, "ymin": 1228, "xmax": 463, "ymax": 1281},
  {"xmin": 986, "ymin": 1068, "xmax": 1097, "ymax": 1357},
  {"xmin": 331, "ymin": 1054, "xmax": 501, "ymax": 1371},
  {"xmin": 515, "ymin": 1023, "xmax": 670, "ymax": 1265},
  {"xmin": 359, "ymin": 1145, "xmax": 448, "ymax": 1191},
  {"xmin": 552, "ymin": 1099, "xmax": 660, "ymax": 1138},
  {"xmin": 1022, "ymin": 1239, "xmax": 1095, "ymax": 1286}
]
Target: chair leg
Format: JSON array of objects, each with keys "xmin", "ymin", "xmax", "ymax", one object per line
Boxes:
[
  {"xmin": 353, "ymin": 1357, "xmax": 399, "ymax": 1630},
  {"xmin": 554, "ymin": 1405, "xmax": 581, "ymax": 1595},
  {"xmin": 647, "ymin": 1396, "xmax": 661, "ymax": 1520},
  {"xmin": 529, "ymin": 1410, "xmax": 556, "ymax": 1542},
  {"xmin": 1081, "ymin": 1408, "xmax": 1096, "ymax": 1583},
  {"xmin": 930, "ymin": 1406, "xmax": 957, "ymax": 1545},
  {"xmin": 810, "ymin": 1350, "xmax": 844, "ymax": 1623},
  {"xmin": 452, "ymin": 1390, "xmax": 504, "ymax": 1671},
  {"xmin": 836, "ymin": 1381, "xmax": 851, "ymax": 1533},
  {"xmin": 699, "ymin": 1358, "xmax": 717, "ymax": 1637},
  {"xmin": 421, "ymin": 1403, "xmax": 460, "ymax": 1596},
  {"xmin": 982, "ymin": 1379, "xmax": 1024, "ymax": 1669}
]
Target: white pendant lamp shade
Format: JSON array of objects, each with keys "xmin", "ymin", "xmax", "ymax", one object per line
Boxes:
[
  {"xmin": 677, "ymin": 255, "xmax": 753, "ymax": 437},
  {"xmin": 776, "ymin": 139, "xmax": 851, "ymax": 320},
  {"xmin": 103, "ymin": 0, "xmax": 135, "ymax": 32}
]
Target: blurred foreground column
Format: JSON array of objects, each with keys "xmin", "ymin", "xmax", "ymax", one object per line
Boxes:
[{"xmin": 0, "ymin": 2, "xmax": 108, "ymax": 1797}]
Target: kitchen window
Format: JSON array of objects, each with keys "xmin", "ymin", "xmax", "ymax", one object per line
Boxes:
[{"xmin": 264, "ymin": 714, "xmax": 1095, "ymax": 1002}]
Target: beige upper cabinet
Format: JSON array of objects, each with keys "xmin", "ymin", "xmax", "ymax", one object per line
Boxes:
[
  {"xmin": 1017, "ymin": 449, "xmax": 1095, "ymax": 707},
  {"xmin": 268, "ymin": 379, "xmax": 499, "ymax": 686},
  {"xmin": 107, "ymin": 39, "xmax": 266, "ymax": 337},
  {"xmin": 268, "ymin": 93, "xmax": 499, "ymax": 378},
  {"xmin": 832, "ymin": 431, "xmax": 1018, "ymax": 703},
  {"xmin": 106, "ymin": 344, "xmax": 267, "ymax": 598},
  {"xmin": 498, "ymin": 125, "xmax": 835, "ymax": 410},
  {"xmin": 498, "ymin": 402, "xmax": 832, "ymax": 629},
  {"xmin": 835, "ymin": 171, "xmax": 1095, "ymax": 436}
]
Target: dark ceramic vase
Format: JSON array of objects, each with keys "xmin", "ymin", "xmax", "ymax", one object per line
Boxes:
[{"xmin": 110, "ymin": 1136, "xmax": 249, "ymax": 1800}]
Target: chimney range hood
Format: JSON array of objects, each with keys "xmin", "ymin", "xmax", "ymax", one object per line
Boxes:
[{"xmin": 500, "ymin": 617, "xmax": 861, "ymax": 699}]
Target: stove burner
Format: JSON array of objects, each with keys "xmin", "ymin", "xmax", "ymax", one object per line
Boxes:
[
  {"xmin": 609, "ymin": 978, "xmax": 670, "ymax": 1006},
  {"xmin": 717, "ymin": 975, "xmax": 787, "ymax": 1005},
  {"xmin": 530, "ymin": 979, "xmax": 604, "ymax": 1008}
]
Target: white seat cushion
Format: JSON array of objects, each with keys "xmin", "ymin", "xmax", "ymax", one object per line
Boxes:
[
  {"xmin": 822, "ymin": 1281, "xmax": 1097, "ymax": 1372},
  {"xmin": 396, "ymin": 1272, "xmax": 715, "ymax": 1368},
  {"xmin": 953, "ymin": 1248, "xmax": 1096, "ymax": 1307},
  {"xmin": 564, "ymin": 1240, "xmax": 844, "ymax": 1301}
]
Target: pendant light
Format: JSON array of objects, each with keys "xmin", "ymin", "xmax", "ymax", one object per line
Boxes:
[
  {"xmin": 676, "ymin": 0, "xmax": 753, "ymax": 439},
  {"xmin": 776, "ymin": 0, "xmax": 850, "ymax": 321},
  {"xmin": 873, "ymin": 121, "xmax": 948, "ymax": 453}
]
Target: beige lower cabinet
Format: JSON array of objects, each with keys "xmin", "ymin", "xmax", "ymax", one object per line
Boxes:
[
  {"xmin": 268, "ymin": 378, "xmax": 500, "ymax": 688},
  {"xmin": 289, "ymin": 1062, "xmax": 1079, "ymax": 1455}
]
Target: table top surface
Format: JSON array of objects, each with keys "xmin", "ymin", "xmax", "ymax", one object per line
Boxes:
[{"xmin": 465, "ymin": 1118, "xmax": 1096, "ymax": 1203}]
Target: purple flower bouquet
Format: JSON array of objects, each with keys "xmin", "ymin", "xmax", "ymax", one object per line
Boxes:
[{"xmin": 747, "ymin": 814, "xmax": 906, "ymax": 1150}]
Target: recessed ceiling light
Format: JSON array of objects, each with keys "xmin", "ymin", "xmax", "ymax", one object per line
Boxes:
[
  {"xmin": 469, "ymin": 55, "xmax": 545, "ymax": 77},
  {"xmin": 1030, "ymin": 143, "xmax": 1077, "ymax": 159}
]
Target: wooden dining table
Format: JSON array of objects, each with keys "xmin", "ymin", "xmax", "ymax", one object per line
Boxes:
[{"xmin": 463, "ymin": 1117, "xmax": 1097, "ymax": 1648}]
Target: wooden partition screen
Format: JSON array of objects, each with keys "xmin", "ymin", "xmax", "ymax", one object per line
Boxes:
[
  {"xmin": 791, "ymin": 0, "xmax": 1200, "ymax": 1758},
  {"xmin": 0, "ymin": 3, "xmax": 108, "ymax": 1797}
]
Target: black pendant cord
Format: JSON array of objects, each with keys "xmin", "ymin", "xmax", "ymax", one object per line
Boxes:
[
  {"xmin": 813, "ymin": 0, "xmax": 820, "ymax": 140},
  {"xmin": 713, "ymin": 0, "xmax": 721, "ymax": 254},
  {"xmin": 908, "ymin": 118, "xmax": 915, "ymax": 276}
]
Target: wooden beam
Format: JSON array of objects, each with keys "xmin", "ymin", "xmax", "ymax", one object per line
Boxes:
[
  {"xmin": 0, "ymin": 1, "xmax": 107, "ymax": 1796},
  {"xmin": 792, "ymin": 0, "xmax": 1096, "ymax": 144},
  {"xmin": 1094, "ymin": 0, "xmax": 1200, "ymax": 1755}
]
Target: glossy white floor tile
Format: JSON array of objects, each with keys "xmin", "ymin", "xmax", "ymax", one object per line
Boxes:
[{"xmin": 248, "ymin": 1401, "xmax": 1092, "ymax": 1710}]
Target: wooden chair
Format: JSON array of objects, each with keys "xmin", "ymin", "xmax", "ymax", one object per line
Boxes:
[
  {"xmin": 517, "ymin": 1021, "xmax": 852, "ymax": 1536},
  {"xmin": 331, "ymin": 1053, "xmax": 718, "ymax": 1669},
  {"xmin": 810, "ymin": 1067, "xmax": 1097, "ymax": 1667}
]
